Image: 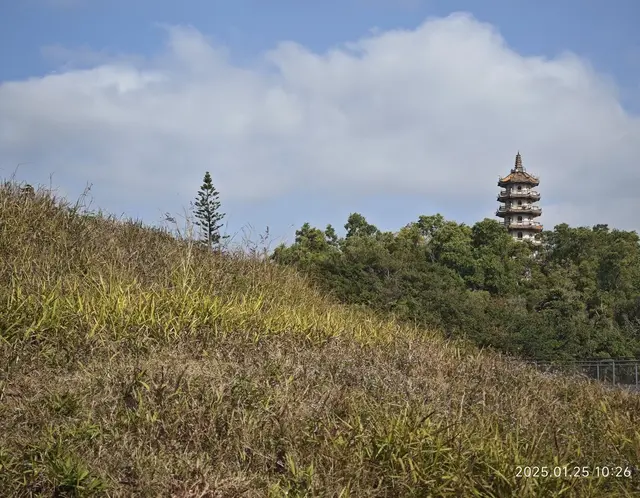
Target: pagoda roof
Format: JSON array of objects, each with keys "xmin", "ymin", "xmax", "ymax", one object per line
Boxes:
[{"xmin": 498, "ymin": 152, "xmax": 539, "ymax": 186}]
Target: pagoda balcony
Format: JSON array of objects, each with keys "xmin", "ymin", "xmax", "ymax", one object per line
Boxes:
[
  {"xmin": 496, "ymin": 205, "xmax": 542, "ymax": 217},
  {"xmin": 505, "ymin": 220, "xmax": 544, "ymax": 232},
  {"xmin": 497, "ymin": 190, "xmax": 541, "ymax": 202}
]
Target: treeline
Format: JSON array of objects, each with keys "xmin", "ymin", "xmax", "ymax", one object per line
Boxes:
[{"xmin": 272, "ymin": 214, "xmax": 640, "ymax": 361}]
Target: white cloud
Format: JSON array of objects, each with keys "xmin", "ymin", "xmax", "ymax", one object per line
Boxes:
[{"xmin": 1, "ymin": 13, "xmax": 639, "ymax": 233}]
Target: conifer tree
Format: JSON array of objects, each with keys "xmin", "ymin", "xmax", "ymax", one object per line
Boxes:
[{"xmin": 193, "ymin": 171, "xmax": 226, "ymax": 249}]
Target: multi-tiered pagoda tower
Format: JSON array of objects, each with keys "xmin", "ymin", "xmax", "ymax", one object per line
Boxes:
[{"xmin": 496, "ymin": 152, "xmax": 542, "ymax": 243}]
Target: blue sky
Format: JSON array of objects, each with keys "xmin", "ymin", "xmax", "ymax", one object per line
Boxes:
[{"xmin": 1, "ymin": 0, "xmax": 639, "ymax": 245}]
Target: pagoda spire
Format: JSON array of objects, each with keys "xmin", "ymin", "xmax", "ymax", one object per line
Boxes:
[{"xmin": 514, "ymin": 151, "xmax": 523, "ymax": 171}]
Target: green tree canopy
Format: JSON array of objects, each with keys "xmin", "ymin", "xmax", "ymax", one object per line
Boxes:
[{"xmin": 272, "ymin": 212, "xmax": 640, "ymax": 361}]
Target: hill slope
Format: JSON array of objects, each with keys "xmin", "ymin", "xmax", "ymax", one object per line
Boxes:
[{"xmin": 1, "ymin": 182, "xmax": 639, "ymax": 497}]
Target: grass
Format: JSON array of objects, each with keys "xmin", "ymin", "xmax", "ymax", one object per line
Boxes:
[{"xmin": 1, "ymin": 180, "xmax": 640, "ymax": 497}]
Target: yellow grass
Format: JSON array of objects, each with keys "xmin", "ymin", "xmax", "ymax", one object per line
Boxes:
[{"xmin": 1, "ymin": 180, "xmax": 639, "ymax": 497}]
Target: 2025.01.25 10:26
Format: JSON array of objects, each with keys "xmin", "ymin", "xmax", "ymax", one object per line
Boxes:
[{"xmin": 515, "ymin": 465, "xmax": 635, "ymax": 478}]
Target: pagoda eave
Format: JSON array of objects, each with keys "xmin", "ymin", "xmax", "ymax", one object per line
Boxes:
[
  {"xmin": 496, "ymin": 208, "xmax": 542, "ymax": 217},
  {"xmin": 498, "ymin": 179, "xmax": 540, "ymax": 188},
  {"xmin": 497, "ymin": 192, "xmax": 541, "ymax": 202}
]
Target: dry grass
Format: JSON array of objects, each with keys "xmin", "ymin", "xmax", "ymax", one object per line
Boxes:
[{"xmin": 1, "ymin": 180, "xmax": 640, "ymax": 497}]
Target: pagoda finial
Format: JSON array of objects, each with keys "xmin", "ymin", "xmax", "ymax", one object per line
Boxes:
[{"xmin": 514, "ymin": 151, "xmax": 523, "ymax": 171}]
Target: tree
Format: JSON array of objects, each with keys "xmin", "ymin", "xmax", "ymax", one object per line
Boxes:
[
  {"xmin": 344, "ymin": 213, "xmax": 379, "ymax": 239},
  {"xmin": 193, "ymin": 172, "xmax": 226, "ymax": 249},
  {"xmin": 325, "ymin": 224, "xmax": 339, "ymax": 247}
]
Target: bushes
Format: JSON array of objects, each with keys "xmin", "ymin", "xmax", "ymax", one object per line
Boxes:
[{"xmin": 274, "ymin": 214, "xmax": 640, "ymax": 360}]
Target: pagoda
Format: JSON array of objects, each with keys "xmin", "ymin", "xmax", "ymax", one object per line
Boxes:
[{"xmin": 496, "ymin": 152, "xmax": 542, "ymax": 243}]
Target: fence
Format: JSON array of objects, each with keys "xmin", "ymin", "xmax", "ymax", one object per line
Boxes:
[{"xmin": 527, "ymin": 359, "xmax": 640, "ymax": 390}]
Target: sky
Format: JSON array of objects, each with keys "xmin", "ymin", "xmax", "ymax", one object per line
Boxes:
[{"xmin": 1, "ymin": 0, "xmax": 639, "ymax": 246}]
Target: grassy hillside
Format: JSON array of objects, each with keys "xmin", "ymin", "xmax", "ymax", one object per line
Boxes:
[{"xmin": 1, "ymin": 181, "xmax": 640, "ymax": 497}]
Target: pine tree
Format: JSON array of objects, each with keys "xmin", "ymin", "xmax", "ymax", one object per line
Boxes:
[{"xmin": 193, "ymin": 171, "xmax": 226, "ymax": 249}]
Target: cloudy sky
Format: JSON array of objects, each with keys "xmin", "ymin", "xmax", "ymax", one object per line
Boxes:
[{"xmin": 1, "ymin": 0, "xmax": 639, "ymax": 245}]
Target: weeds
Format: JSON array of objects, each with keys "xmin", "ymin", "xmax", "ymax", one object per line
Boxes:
[{"xmin": 1, "ymin": 180, "xmax": 639, "ymax": 496}]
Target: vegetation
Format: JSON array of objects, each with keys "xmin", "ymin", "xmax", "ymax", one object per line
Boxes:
[
  {"xmin": 273, "ymin": 214, "xmax": 640, "ymax": 362},
  {"xmin": 1, "ymin": 181, "xmax": 640, "ymax": 497},
  {"xmin": 193, "ymin": 171, "xmax": 227, "ymax": 249}
]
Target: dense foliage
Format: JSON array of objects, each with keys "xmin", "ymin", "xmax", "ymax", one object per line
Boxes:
[{"xmin": 273, "ymin": 214, "xmax": 640, "ymax": 361}]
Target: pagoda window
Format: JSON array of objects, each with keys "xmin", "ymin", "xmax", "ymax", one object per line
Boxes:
[
  {"xmin": 517, "ymin": 232, "xmax": 523, "ymax": 239},
  {"xmin": 517, "ymin": 216, "xmax": 523, "ymax": 222}
]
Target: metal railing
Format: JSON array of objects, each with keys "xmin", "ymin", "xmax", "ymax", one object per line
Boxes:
[{"xmin": 527, "ymin": 359, "xmax": 640, "ymax": 390}]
